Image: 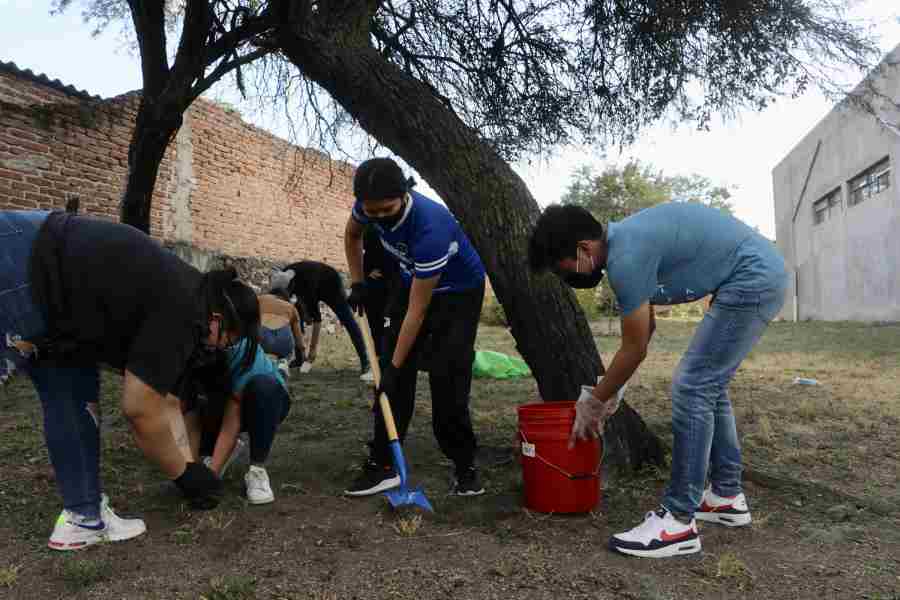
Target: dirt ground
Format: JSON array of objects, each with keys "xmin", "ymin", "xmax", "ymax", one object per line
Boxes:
[{"xmin": 1, "ymin": 320, "xmax": 898, "ymax": 600}]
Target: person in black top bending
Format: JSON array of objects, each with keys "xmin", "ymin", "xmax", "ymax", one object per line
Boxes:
[{"xmin": 0, "ymin": 209, "xmax": 259, "ymax": 550}]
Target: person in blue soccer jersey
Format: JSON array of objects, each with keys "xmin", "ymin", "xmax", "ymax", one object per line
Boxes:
[
  {"xmin": 529, "ymin": 203, "xmax": 787, "ymax": 558},
  {"xmin": 343, "ymin": 157, "xmax": 487, "ymax": 497}
]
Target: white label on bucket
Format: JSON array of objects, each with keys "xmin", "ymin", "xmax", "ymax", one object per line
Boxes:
[{"xmin": 521, "ymin": 442, "xmax": 535, "ymax": 458}]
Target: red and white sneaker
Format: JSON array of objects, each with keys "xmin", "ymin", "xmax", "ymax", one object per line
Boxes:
[
  {"xmin": 609, "ymin": 508, "xmax": 701, "ymax": 558},
  {"xmin": 696, "ymin": 488, "xmax": 752, "ymax": 527}
]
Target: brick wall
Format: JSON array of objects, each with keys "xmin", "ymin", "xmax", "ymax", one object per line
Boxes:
[{"xmin": 0, "ymin": 62, "xmax": 355, "ymax": 271}]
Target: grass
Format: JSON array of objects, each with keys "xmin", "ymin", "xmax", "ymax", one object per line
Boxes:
[
  {"xmin": 58, "ymin": 557, "xmax": 111, "ymax": 591},
  {"xmin": 1, "ymin": 317, "xmax": 900, "ymax": 598},
  {"xmin": 200, "ymin": 575, "xmax": 257, "ymax": 600},
  {"xmin": 0, "ymin": 564, "xmax": 20, "ymax": 588}
]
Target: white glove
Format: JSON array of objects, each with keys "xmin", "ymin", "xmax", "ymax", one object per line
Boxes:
[
  {"xmin": 570, "ymin": 385, "xmax": 606, "ymax": 446},
  {"xmin": 569, "ymin": 378, "xmax": 629, "ymax": 447},
  {"xmin": 598, "ymin": 377, "xmax": 626, "ymax": 419}
]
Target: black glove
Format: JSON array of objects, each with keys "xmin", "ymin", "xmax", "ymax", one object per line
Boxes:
[
  {"xmin": 377, "ymin": 363, "xmax": 401, "ymax": 401},
  {"xmin": 174, "ymin": 462, "xmax": 223, "ymax": 510},
  {"xmin": 347, "ymin": 282, "xmax": 368, "ymax": 316},
  {"xmin": 291, "ymin": 344, "xmax": 306, "ymax": 367}
]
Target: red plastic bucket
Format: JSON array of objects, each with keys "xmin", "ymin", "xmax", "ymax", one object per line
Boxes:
[{"xmin": 517, "ymin": 401, "xmax": 601, "ymax": 513}]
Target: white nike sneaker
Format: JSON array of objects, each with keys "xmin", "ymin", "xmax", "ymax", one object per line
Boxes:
[
  {"xmin": 245, "ymin": 465, "xmax": 275, "ymax": 505},
  {"xmin": 359, "ymin": 368, "xmax": 375, "ymax": 383},
  {"xmin": 609, "ymin": 507, "xmax": 701, "ymax": 558},
  {"xmin": 48, "ymin": 496, "xmax": 147, "ymax": 551},
  {"xmin": 48, "ymin": 510, "xmax": 107, "ymax": 551},
  {"xmin": 100, "ymin": 494, "xmax": 147, "ymax": 542},
  {"xmin": 695, "ymin": 488, "xmax": 752, "ymax": 527}
]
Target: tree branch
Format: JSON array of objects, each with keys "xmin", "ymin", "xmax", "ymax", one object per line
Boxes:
[{"xmin": 190, "ymin": 48, "xmax": 271, "ymax": 101}]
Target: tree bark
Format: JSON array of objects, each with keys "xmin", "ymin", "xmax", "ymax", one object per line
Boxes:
[
  {"xmin": 276, "ymin": 28, "xmax": 664, "ymax": 469},
  {"xmin": 120, "ymin": 96, "xmax": 182, "ymax": 233}
]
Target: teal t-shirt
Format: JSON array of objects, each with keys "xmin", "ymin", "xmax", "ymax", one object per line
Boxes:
[
  {"xmin": 226, "ymin": 339, "xmax": 286, "ymax": 394},
  {"xmin": 605, "ymin": 203, "xmax": 786, "ymax": 316}
]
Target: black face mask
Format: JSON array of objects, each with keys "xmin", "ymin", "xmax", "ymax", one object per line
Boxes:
[
  {"xmin": 372, "ymin": 197, "xmax": 407, "ymax": 229},
  {"xmin": 562, "ymin": 248, "xmax": 605, "ymax": 289},
  {"xmin": 564, "ymin": 268, "xmax": 605, "ymax": 289}
]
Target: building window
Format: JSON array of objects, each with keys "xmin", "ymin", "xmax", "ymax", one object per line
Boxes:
[
  {"xmin": 813, "ymin": 187, "xmax": 841, "ymax": 225},
  {"xmin": 849, "ymin": 157, "xmax": 890, "ymax": 207}
]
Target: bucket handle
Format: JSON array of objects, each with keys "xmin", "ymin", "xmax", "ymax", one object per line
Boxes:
[{"xmin": 519, "ymin": 430, "xmax": 603, "ymax": 481}]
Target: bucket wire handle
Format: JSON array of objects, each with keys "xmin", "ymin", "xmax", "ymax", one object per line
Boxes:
[{"xmin": 519, "ymin": 430, "xmax": 603, "ymax": 481}]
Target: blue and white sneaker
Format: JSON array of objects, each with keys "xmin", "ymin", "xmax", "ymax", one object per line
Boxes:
[
  {"xmin": 48, "ymin": 495, "xmax": 145, "ymax": 551},
  {"xmin": 609, "ymin": 507, "xmax": 701, "ymax": 558}
]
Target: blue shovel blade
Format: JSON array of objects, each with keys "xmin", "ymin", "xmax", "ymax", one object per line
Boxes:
[
  {"xmin": 386, "ymin": 486, "xmax": 434, "ymax": 512},
  {"xmin": 384, "ymin": 440, "xmax": 433, "ymax": 512}
]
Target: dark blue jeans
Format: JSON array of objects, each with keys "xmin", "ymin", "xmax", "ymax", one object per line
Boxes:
[
  {"xmin": 329, "ymin": 299, "xmax": 369, "ymax": 372},
  {"xmin": 241, "ymin": 375, "xmax": 291, "ymax": 464},
  {"xmin": 0, "ymin": 210, "xmax": 103, "ymax": 519},
  {"xmin": 259, "ymin": 325, "xmax": 294, "ymax": 359}
]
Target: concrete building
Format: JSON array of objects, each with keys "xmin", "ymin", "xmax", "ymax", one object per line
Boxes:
[{"xmin": 773, "ymin": 45, "xmax": 900, "ymax": 322}]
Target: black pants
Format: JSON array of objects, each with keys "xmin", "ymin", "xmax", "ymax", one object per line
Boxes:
[
  {"xmin": 371, "ymin": 282, "xmax": 485, "ymax": 471},
  {"xmin": 363, "ymin": 278, "xmax": 392, "ymax": 359}
]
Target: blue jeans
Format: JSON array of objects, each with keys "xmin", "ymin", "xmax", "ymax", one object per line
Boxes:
[
  {"xmin": 662, "ymin": 283, "xmax": 786, "ymax": 519},
  {"xmin": 330, "ymin": 299, "xmax": 370, "ymax": 371},
  {"xmin": 259, "ymin": 325, "xmax": 294, "ymax": 359},
  {"xmin": 0, "ymin": 210, "xmax": 103, "ymax": 519}
]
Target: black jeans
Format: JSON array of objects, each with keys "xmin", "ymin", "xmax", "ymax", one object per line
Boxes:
[
  {"xmin": 371, "ymin": 282, "xmax": 485, "ymax": 471},
  {"xmin": 363, "ymin": 278, "xmax": 391, "ymax": 359}
]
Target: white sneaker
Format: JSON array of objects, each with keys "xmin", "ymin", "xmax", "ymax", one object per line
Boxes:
[
  {"xmin": 299, "ymin": 361, "xmax": 313, "ymax": 374},
  {"xmin": 245, "ymin": 465, "xmax": 275, "ymax": 505},
  {"xmin": 277, "ymin": 358, "xmax": 291, "ymax": 380},
  {"xmin": 360, "ymin": 368, "xmax": 375, "ymax": 384},
  {"xmin": 48, "ymin": 510, "xmax": 107, "ymax": 551},
  {"xmin": 609, "ymin": 508, "xmax": 701, "ymax": 558},
  {"xmin": 100, "ymin": 494, "xmax": 147, "ymax": 542},
  {"xmin": 696, "ymin": 488, "xmax": 752, "ymax": 527},
  {"xmin": 48, "ymin": 496, "xmax": 145, "ymax": 550}
]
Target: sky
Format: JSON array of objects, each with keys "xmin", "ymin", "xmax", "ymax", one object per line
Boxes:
[{"xmin": 2, "ymin": 0, "xmax": 899, "ymax": 239}]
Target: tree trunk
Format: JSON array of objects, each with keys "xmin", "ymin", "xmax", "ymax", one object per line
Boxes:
[
  {"xmin": 120, "ymin": 96, "xmax": 182, "ymax": 234},
  {"xmin": 276, "ymin": 33, "xmax": 664, "ymax": 469}
]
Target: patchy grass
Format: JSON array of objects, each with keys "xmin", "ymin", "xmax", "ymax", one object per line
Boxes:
[
  {"xmin": 58, "ymin": 557, "xmax": 111, "ymax": 591},
  {"xmin": 200, "ymin": 575, "xmax": 257, "ymax": 600},
  {"xmin": 0, "ymin": 564, "xmax": 20, "ymax": 588},
  {"xmin": 1, "ymin": 319, "xmax": 899, "ymax": 599}
]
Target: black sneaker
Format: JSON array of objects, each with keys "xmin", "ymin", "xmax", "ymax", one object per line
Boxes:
[
  {"xmin": 451, "ymin": 466, "xmax": 485, "ymax": 496},
  {"xmin": 344, "ymin": 460, "xmax": 400, "ymax": 496}
]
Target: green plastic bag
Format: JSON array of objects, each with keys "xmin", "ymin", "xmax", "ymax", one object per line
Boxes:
[{"xmin": 472, "ymin": 350, "xmax": 531, "ymax": 379}]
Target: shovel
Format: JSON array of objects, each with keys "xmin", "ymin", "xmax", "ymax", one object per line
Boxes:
[{"xmin": 355, "ymin": 313, "xmax": 433, "ymax": 512}]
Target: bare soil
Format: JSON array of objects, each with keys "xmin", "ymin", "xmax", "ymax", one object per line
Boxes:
[{"xmin": 1, "ymin": 320, "xmax": 898, "ymax": 599}]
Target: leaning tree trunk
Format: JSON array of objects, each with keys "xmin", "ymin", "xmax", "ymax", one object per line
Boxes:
[
  {"xmin": 276, "ymin": 28, "xmax": 664, "ymax": 470},
  {"xmin": 120, "ymin": 96, "xmax": 183, "ymax": 234}
]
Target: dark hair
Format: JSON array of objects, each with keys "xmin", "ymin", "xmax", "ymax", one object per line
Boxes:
[
  {"xmin": 528, "ymin": 205, "xmax": 605, "ymax": 272},
  {"xmin": 203, "ymin": 267, "xmax": 260, "ymax": 372},
  {"xmin": 353, "ymin": 157, "xmax": 411, "ymax": 202}
]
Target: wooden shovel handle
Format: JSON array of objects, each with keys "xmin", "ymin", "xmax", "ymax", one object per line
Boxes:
[{"xmin": 356, "ymin": 312, "xmax": 400, "ymax": 442}]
